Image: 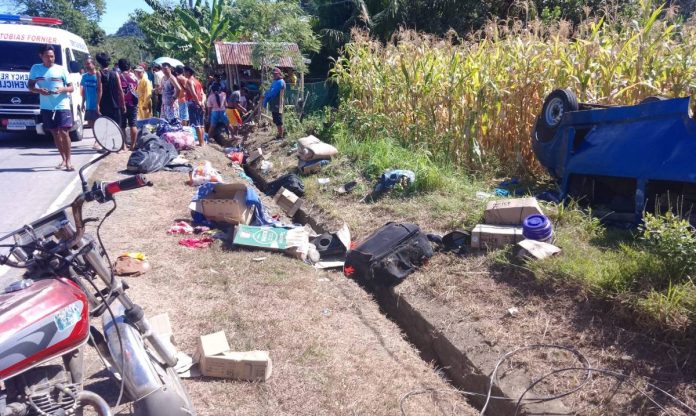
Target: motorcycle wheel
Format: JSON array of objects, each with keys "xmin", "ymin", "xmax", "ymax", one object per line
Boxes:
[{"xmin": 133, "ymin": 357, "xmax": 195, "ymax": 416}]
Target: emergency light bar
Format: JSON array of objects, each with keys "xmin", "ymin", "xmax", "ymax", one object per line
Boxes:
[{"xmin": 0, "ymin": 14, "xmax": 62, "ymax": 26}]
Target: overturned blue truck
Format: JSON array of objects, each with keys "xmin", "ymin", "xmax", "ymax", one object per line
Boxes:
[{"xmin": 532, "ymin": 89, "xmax": 696, "ymax": 223}]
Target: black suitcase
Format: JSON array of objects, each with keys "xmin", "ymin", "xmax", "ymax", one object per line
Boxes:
[{"xmin": 344, "ymin": 222, "xmax": 433, "ymax": 286}]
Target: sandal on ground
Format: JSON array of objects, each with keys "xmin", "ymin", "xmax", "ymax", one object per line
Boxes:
[
  {"xmin": 64, "ymin": 165, "xmax": 75, "ymax": 172},
  {"xmin": 55, "ymin": 163, "xmax": 65, "ymax": 169}
]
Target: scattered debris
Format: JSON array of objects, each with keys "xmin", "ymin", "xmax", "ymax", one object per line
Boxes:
[
  {"xmin": 317, "ymin": 177, "xmax": 330, "ymax": 185},
  {"xmin": 189, "ymin": 183, "xmax": 254, "ymax": 225},
  {"xmin": 471, "ymin": 224, "xmax": 524, "ymax": 250},
  {"xmin": 113, "ymin": 253, "xmax": 151, "ymax": 276},
  {"xmin": 233, "ymin": 225, "xmax": 311, "ymax": 260},
  {"xmin": 197, "ymin": 331, "xmax": 272, "ymax": 381},
  {"xmin": 373, "ymin": 169, "xmax": 415, "ymax": 194},
  {"xmin": 296, "ymin": 135, "xmax": 338, "ymax": 161},
  {"xmin": 273, "ymin": 187, "xmax": 303, "ymax": 217},
  {"xmin": 335, "ymin": 180, "xmax": 357, "ymax": 195},
  {"xmin": 260, "ymin": 160, "xmax": 273, "ymax": 174},
  {"xmin": 252, "ymin": 257, "xmax": 267, "ymax": 262},
  {"xmin": 189, "ymin": 161, "xmax": 224, "ymax": 186},
  {"xmin": 517, "ymin": 239, "xmax": 562, "ymax": 260},
  {"xmin": 178, "ymin": 237, "xmax": 215, "ymax": 249},
  {"xmin": 298, "ymin": 159, "xmax": 330, "ymax": 174},
  {"xmin": 507, "ymin": 307, "xmax": 519, "ymax": 317},
  {"xmin": 265, "ymin": 173, "xmax": 305, "ymax": 197},
  {"xmin": 476, "ymin": 191, "xmax": 493, "ymax": 199},
  {"xmin": 484, "ymin": 197, "xmax": 543, "ymax": 225}
]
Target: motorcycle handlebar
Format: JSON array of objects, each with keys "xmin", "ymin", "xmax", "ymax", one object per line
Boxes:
[{"xmin": 103, "ymin": 175, "xmax": 152, "ymax": 200}]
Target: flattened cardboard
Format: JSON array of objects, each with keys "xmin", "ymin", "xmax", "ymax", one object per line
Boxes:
[
  {"xmin": 189, "ymin": 183, "xmax": 253, "ymax": 225},
  {"xmin": 484, "ymin": 197, "xmax": 543, "ymax": 226},
  {"xmin": 273, "ymin": 187, "xmax": 303, "ymax": 217},
  {"xmin": 471, "ymin": 224, "xmax": 523, "ymax": 250},
  {"xmin": 517, "ymin": 239, "xmax": 562, "ymax": 260},
  {"xmin": 197, "ymin": 331, "xmax": 272, "ymax": 381}
]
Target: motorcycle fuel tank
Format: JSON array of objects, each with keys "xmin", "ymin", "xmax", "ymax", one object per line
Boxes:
[{"xmin": 0, "ymin": 278, "xmax": 89, "ymax": 381}]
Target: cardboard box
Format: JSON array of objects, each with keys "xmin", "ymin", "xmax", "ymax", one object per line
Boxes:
[
  {"xmin": 471, "ymin": 224, "xmax": 523, "ymax": 249},
  {"xmin": 484, "ymin": 197, "xmax": 544, "ymax": 225},
  {"xmin": 197, "ymin": 331, "xmax": 272, "ymax": 381},
  {"xmin": 247, "ymin": 148, "xmax": 264, "ymax": 165},
  {"xmin": 233, "ymin": 225, "xmax": 308, "ymax": 251},
  {"xmin": 188, "ymin": 183, "xmax": 253, "ymax": 225},
  {"xmin": 149, "ymin": 313, "xmax": 175, "ymax": 345},
  {"xmin": 273, "ymin": 187, "xmax": 303, "ymax": 217}
]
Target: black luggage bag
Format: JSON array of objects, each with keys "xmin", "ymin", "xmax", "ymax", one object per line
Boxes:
[{"xmin": 344, "ymin": 222, "xmax": 433, "ymax": 287}]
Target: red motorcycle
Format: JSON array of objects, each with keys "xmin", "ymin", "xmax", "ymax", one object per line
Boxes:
[{"xmin": 0, "ymin": 117, "xmax": 194, "ymax": 416}]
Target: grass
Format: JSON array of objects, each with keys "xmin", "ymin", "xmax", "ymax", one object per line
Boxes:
[{"xmin": 287, "ymin": 106, "xmax": 696, "ymax": 336}]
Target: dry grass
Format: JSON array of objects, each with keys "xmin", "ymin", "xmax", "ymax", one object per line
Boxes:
[
  {"xmin": 243, "ymin": 129, "xmax": 696, "ymax": 414},
  {"xmin": 81, "ymin": 143, "xmax": 476, "ymax": 416}
]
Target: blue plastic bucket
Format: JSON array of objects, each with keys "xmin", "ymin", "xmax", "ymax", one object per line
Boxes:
[{"xmin": 522, "ymin": 214, "xmax": 553, "ymax": 242}]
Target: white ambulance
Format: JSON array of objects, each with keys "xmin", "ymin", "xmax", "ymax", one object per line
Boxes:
[{"xmin": 0, "ymin": 14, "xmax": 88, "ymax": 140}]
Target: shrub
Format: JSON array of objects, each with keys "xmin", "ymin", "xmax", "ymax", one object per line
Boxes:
[{"xmin": 639, "ymin": 212, "xmax": 696, "ymax": 280}]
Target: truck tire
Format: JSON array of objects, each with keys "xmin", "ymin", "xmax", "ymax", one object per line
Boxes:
[
  {"xmin": 533, "ymin": 88, "xmax": 579, "ymax": 143},
  {"xmin": 640, "ymin": 96, "xmax": 667, "ymax": 104},
  {"xmin": 70, "ymin": 111, "xmax": 84, "ymax": 142}
]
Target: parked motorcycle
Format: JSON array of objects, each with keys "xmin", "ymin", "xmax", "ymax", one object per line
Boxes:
[{"xmin": 0, "ymin": 117, "xmax": 195, "ymax": 416}]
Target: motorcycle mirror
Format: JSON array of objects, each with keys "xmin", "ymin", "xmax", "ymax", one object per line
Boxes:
[{"xmin": 93, "ymin": 117, "xmax": 125, "ymax": 153}]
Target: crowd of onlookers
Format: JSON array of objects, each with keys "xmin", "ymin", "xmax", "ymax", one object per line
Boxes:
[
  {"xmin": 29, "ymin": 44, "xmax": 287, "ymax": 170},
  {"xmin": 80, "ymin": 52, "xmax": 275, "ymax": 149}
]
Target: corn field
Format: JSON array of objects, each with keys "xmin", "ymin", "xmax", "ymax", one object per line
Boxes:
[{"xmin": 331, "ymin": 0, "xmax": 696, "ymax": 174}]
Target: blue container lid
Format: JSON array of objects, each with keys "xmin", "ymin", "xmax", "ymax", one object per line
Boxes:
[
  {"xmin": 524, "ymin": 214, "xmax": 549, "ymax": 229},
  {"xmin": 523, "ymin": 214, "xmax": 553, "ymax": 240}
]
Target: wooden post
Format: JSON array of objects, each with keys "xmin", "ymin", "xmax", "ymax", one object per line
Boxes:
[{"xmin": 299, "ymin": 71, "xmax": 305, "ymax": 106}]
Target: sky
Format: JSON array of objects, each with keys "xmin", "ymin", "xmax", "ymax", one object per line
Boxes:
[{"xmin": 100, "ymin": 0, "xmax": 152, "ymax": 35}]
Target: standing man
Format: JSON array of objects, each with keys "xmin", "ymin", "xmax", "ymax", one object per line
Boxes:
[
  {"xmin": 263, "ymin": 67, "xmax": 286, "ymax": 140},
  {"xmin": 95, "ymin": 52, "xmax": 125, "ymax": 128},
  {"xmin": 135, "ymin": 65, "xmax": 152, "ymax": 120},
  {"xmin": 152, "ymin": 64, "xmax": 163, "ymax": 118},
  {"xmin": 160, "ymin": 63, "xmax": 181, "ymax": 121},
  {"xmin": 174, "ymin": 66, "xmax": 189, "ymax": 125},
  {"xmin": 118, "ymin": 59, "xmax": 138, "ymax": 149},
  {"xmin": 81, "ymin": 56, "xmax": 101, "ymax": 149},
  {"xmin": 183, "ymin": 66, "xmax": 205, "ymax": 146},
  {"xmin": 28, "ymin": 44, "xmax": 75, "ymax": 170}
]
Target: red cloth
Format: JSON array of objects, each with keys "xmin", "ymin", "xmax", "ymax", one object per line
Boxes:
[
  {"xmin": 227, "ymin": 152, "xmax": 245, "ymax": 164},
  {"xmin": 178, "ymin": 237, "xmax": 214, "ymax": 248}
]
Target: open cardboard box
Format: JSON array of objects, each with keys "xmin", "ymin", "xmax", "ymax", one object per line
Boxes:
[
  {"xmin": 188, "ymin": 182, "xmax": 253, "ymax": 225},
  {"xmin": 484, "ymin": 197, "xmax": 543, "ymax": 226},
  {"xmin": 197, "ymin": 331, "xmax": 272, "ymax": 381},
  {"xmin": 273, "ymin": 187, "xmax": 303, "ymax": 217}
]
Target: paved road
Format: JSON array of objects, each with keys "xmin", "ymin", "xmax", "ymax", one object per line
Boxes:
[{"xmin": 0, "ymin": 129, "xmax": 101, "ymax": 281}]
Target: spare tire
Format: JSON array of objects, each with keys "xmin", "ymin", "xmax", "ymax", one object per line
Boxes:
[{"xmin": 533, "ymin": 88, "xmax": 579, "ymax": 143}]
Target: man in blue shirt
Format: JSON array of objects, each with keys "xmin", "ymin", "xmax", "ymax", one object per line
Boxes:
[
  {"xmin": 28, "ymin": 44, "xmax": 75, "ymax": 171},
  {"xmin": 263, "ymin": 67, "xmax": 286, "ymax": 140},
  {"xmin": 81, "ymin": 57, "xmax": 101, "ymax": 151}
]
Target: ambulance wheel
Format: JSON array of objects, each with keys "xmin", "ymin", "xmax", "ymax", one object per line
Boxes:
[
  {"xmin": 70, "ymin": 112, "xmax": 84, "ymax": 142},
  {"xmin": 534, "ymin": 88, "xmax": 578, "ymax": 143}
]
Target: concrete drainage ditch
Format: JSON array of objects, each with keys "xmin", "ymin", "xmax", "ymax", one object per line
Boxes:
[{"xmin": 242, "ymin": 156, "xmax": 571, "ymax": 415}]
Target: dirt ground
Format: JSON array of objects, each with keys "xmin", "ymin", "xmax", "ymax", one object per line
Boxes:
[
  {"xmin": 241, "ymin": 128, "xmax": 696, "ymax": 415},
  {"xmin": 80, "ymin": 141, "xmax": 477, "ymax": 416}
]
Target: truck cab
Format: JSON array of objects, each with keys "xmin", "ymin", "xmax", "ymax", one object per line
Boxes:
[{"xmin": 0, "ymin": 15, "xmax": 88, "ymax": 141}]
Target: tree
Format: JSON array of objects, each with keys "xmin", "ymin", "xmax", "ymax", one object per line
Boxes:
[
  {"xmin": 135, "ymin": 0, "xmax": 319, "ymax": 71},
  {"xmin": 114, "ymin": 19, "xmax": 144, "ymax": 38},
  {"xmin": 138, "ymin": 0, "xmax": 233, "ymax": 67},
  {"xmin": 14, "ymin": 0, "xmax": 107, "ymax": 45}
]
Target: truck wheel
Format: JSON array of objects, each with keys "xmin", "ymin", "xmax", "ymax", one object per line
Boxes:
[
  {"xmin": 640, "ymin": 96, "xmax": 667, "ymax": 104},
  {"xmin": 534, "ymin": 88, "xmax": 579, "ymax": 143},
  {"xmin": 70, "ymin": 111, "xmax": 84, "ymax": 142}
]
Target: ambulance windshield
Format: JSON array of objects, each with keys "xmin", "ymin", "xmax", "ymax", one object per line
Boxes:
[{"xmin": 0, "ymin": 41, "xmax": 62, "ymax": 71}]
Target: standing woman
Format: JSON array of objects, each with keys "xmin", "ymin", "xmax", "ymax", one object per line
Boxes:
[
  {"xmin": 160, "ymin": 63, "xmax": 181, "ymax": 122},
  {"xmin": 135, "ymin": 65, "xmax": 153, "ymax": 120}
]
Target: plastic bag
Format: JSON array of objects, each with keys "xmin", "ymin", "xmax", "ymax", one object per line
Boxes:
[{"xmin": 189, "ymin": 161, "xmax": 223, "ymax": 186}]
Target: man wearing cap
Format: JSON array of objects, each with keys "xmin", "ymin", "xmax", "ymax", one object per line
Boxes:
[
  {"xmin": 263, "ymin": 67, "xmax": 286, "ymax": 140},
  {"xmin": 135, "ymin": 65, "xmax": 152, "ymax": 120}
]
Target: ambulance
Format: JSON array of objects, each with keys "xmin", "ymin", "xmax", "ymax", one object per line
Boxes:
[{"xmin": 0, "ymin": 14, "xmax": 89, "ymax": 141}]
